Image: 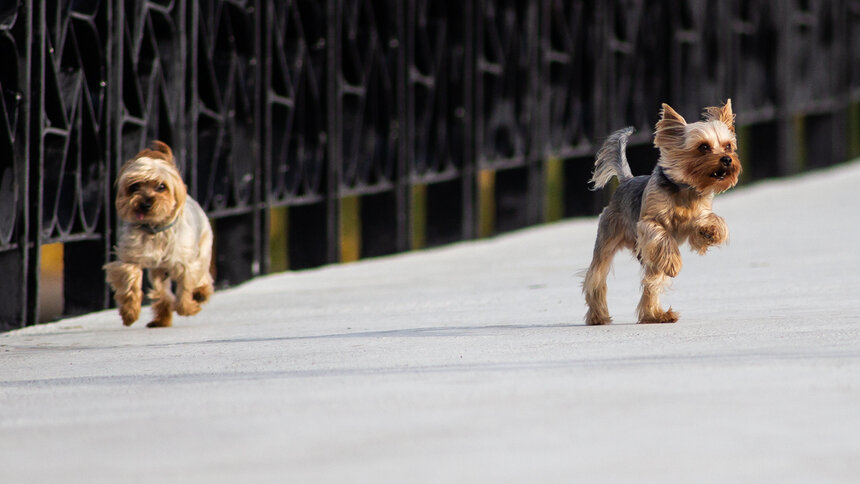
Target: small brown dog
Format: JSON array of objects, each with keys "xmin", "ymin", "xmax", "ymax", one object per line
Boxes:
[
  {"xmin": 583, "ymin": 100, "xmax": 741, "ymax": 324},
  {"xmin": 104, "ymin": 141, "xmax": 214, "ymax": 327}
]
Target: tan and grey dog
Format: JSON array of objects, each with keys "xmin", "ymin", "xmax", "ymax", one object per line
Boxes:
[
  {"xmin": 583, "ymin": 100, "xmax": 741, "ymax": 324},
  {"xmin": 105, "ymin": 141, "xmax": 214, "ymax": 327}
]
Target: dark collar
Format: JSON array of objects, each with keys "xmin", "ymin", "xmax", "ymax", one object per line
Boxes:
[
  {"xmin": 654, "ymin": 165, "xmax": 694, "ymax": 193},
  {"xmin": 135, "ymin": 217, "xmax": 178, "ymax": 235}
]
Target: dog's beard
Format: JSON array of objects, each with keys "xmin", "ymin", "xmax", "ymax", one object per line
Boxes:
[{"xmin": 672, "ymin": 152, "xmax": 741, "ymax": 194}]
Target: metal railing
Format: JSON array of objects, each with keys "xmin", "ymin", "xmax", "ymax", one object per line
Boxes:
[{"xmin": 1, "ymin": 0, "xmax": 858, "ymax": 329}]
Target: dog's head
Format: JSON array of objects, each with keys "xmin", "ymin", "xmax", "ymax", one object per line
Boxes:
[
  {"xmin": 653, "ymin": 100, "xmax": 742, "ymax": 194},
  {"xmin": 115, "ymin": 141, "xmax": 186, "ymax": 226}
]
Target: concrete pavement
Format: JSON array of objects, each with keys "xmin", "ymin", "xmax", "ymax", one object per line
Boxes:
[{"xmin": 2, "ymin": 160, "xmax": 859, "ymax": 483}]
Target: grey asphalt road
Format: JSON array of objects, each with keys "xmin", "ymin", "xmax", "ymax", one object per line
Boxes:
[{"xmin": 2, "ymin": 161, "xmax": 859, "ymax": 483}]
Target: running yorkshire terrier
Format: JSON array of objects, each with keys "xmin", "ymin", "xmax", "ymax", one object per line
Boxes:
[
  {"xmin": 583, "ymin": 100, "xmax": 741, "ymax": 324},
  {"xmin": 105, "ymin": 141, "xmax": 214, "ymax": 327}
]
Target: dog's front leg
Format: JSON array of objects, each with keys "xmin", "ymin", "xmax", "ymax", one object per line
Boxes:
[
  {"xmin": 689, "ymin": 213, "xmax": 729, "ymax": 255},
  {"xmin": 637, "ymin": 268, "xmax": 678, "ymax": 324},
  {"xmin": 636, "ymin": 219, "xmax": 682, "ymax": 277},
  {"xmin": 105, "ymin": 261, "xmax": 144, "ymax": 326}
]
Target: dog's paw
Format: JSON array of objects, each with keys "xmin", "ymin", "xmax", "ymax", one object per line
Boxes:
[
  {"xmin": 696, "ymin": 216, "xmax": 728, "ymax": 247},
  {"xmin": 585, "ymin": 311, "xmax": 612, "ymax": 326},
  {"xmin": 175, "ymin": 298, "xmax": 202, "ymax": 316},
  {"xmin": 192, "ymin": 283, "xmax": 213, "ymax": 304},
  {"xmin": 638, "ymin": 308, "xmax": 679, "ymax": 324},
  {"xmin": 119, "ymin": 303, "xmax": 140, "ymax": 327},
  {"xmin": 146, "ymin": 319, "xmax": 173, "ymax": 328},
  {"xmin": 698, "ymin": 225, "xmax": 717, "ymax": 242}
]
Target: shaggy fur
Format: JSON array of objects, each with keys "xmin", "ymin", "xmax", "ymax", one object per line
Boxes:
[
  {"xmin": 583, "ymin": 100, "xmax": 741, "ymax": 324},
  {"xmin": 104, "ymin": 141, "xmax": 214, "ymax": 327}
]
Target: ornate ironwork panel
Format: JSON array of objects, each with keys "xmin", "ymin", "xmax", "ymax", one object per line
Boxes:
[
  {"xmin": 337, "ymin": 0, "xmax": 401, "ymax": 195},
  {"xmin": 190, "ymin": 0, "xmax": 259, "ymax": 215},
  {"xmin": 668, "ymin": 0, "xmax": 730, "ymax": 117},
  {"xmin": 475, "ymin": 0, "xmax": 539, "ymax": 169},
  {"xmin": 264, "ymin": 0, "xmax": 328, "ymax": 205},
  {"xmin": 601, "ymin": 0, "xmax": 669, "ymax": 136},
  {"xmin": 726, "ymin": 0, "xmax": 782, "ymax": 123},
  {"xmin": 783, "ymin": 0, "xmax": 846, "ymax": 113},
  {"xmin": 541, "ymin": 0, "xmax": 595, "ymax": 158},
  {"xmin": 406, "ymin": 0, "xmax": 469, "ymax": 183},
  {"xmin": 115, "ymin": 0, "xmax": 185, "ymax": 174},
  {"xmin": 39, "ymin": 0, "xmax": 110, "ymax": 242}
]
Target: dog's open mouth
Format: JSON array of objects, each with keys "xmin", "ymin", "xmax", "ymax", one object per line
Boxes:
[{"xmin": 710, "ymin": 167, "xmax": 728, "ymax": 180}]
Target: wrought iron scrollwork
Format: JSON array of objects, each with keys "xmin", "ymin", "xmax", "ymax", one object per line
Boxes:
[
  {"xmin": 407, "ymin": 0, "xmax": 469, "ymax": 183},
  {"xmin": 40, "ymin": 1, "xmax": 109, "ymax": 242},
  {"xmin": 783, "ymin": 0, "xmax": 844, "ymax": 112},
  {"xmin": 603, "ymin": 0, "xmax": 669, "ymax": 135},
  {"xmin": 265, "ymin": 0, "xmax": 328, "ymax": 205},
  {"xmin": 728, "ymin": 0, "xmax": 781, "ymax": 122},
  {"xmin": 476, "ymin": 0, "xmax": 538, "ymax": 169},
  {"xmin": 191, "ymin": 0, "xmax": 258, "ymax": 215},
  {"xmin": 117, "ymin": 0, "xmax": 184, "ymax": 172},
  {"xmin": 668, "ymin": 0, "xmax": 728, "ymax": 118},
  {"xmin": 338, "ymin": 0, "xmax": 400, "ymax": 194},
  {"xmin": 542, "ymin": 0, "xmax": 595, "ymax": 158}
]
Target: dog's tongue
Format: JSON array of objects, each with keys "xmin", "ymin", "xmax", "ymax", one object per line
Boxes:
[{"xmin": 136, "ymin": 212, "xmax": 145, "ymax": 221}]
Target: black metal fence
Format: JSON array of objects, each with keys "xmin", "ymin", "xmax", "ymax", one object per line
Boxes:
[{"xmin": 1, "ymin": 0, "xmax": 859, "ymax": 330}]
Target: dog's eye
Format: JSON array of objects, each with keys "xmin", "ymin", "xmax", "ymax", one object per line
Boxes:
[
  {"xmin": 724, "ymin": 144, "xmax": 732, "ymax": 152},
  {"xmin": 698, "ymin": 143, "xmax": 711, "ymax": 152},
  {"xmin": 129, "ymin": 182, "xmax": 140, "ymax": 193},
  {"xmin": 155, "ymin": 183, "xmax": 167, "ymax": 192}
]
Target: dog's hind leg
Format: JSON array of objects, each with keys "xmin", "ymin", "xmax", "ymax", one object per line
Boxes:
[
  {"xmin": 583, "ymin": 214, "xmax": 626, "ymax": 325},
  {"xmin": 190, "ymin": 228, "xmax": 214, "ymax": 305}
]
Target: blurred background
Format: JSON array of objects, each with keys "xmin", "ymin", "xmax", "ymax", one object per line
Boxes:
[{"xmin": 1, "ymin": 1, "xmax": 858, "ymax": 329}]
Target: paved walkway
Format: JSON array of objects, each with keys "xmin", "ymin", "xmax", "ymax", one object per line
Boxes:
[{"xmin": 2, "ymin": 161, "xmax": 859, "ymax": 483}]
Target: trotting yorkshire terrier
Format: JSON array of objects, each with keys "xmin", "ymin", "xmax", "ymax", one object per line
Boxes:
[
  {"xmin": 583, "ymin": 100, "xmax": 741, "ymax": 324},
  {"xmin": 104, "ymin": 141, "xmax": 214, "ymax": 327}
]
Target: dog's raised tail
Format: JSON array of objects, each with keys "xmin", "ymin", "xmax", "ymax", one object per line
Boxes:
[{"xmin": 589, "ymin": 127, "xmax": 635, "ymax": 190}]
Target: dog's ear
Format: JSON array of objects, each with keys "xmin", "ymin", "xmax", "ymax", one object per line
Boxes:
[
  {"xmin": 703, "ymin": 99, "xmax": 735, "ymax": 133},
  {"xmin": 654, "ymin": 103, "xmax": 687, "ymax": 149},
  {"xmin": 149, "ymin": 140, "xmax": 175, "ymax": 164}
]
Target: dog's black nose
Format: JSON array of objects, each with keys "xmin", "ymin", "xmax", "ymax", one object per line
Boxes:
[
  {"xmin": 140, "ymin": 199, "xmax": 153, "ymax": 212},
  {"xmin": 720, "ymin": 156, "xmax": 732, "ymax": 167}
]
